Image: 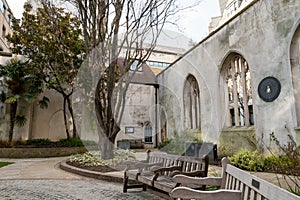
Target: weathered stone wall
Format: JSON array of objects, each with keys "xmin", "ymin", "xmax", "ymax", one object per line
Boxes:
[
  {"xmin": 116, "ymin": 84, "xmax": 157, "ymax": 147},
  {"xmin": 157, "ymin": 0, "xmax": 300, "ymax": 152},
  {"xmin": 29, "ymin": 90, "xmax": 67, "ymax": 141}
]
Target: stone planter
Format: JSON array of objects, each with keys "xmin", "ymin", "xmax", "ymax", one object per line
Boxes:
[{"xmin": 117, "ymin": 140, "xmax": 130, "ymax": 149}]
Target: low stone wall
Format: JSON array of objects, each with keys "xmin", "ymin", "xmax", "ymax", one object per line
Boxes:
[
  {"xmin": 60, "ymin": 161, "xmax": 123, "ymax": 183},
  {"xmin": 218, "ymin": 127, "xmax": 256, "ymax": 156},
  {"xmin": 0, "ymin": 147, "xmax": 88, "ymax": 158}
]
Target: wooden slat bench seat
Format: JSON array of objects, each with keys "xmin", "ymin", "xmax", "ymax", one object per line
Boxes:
[
  {"xmin": 152, "ymin": 155, "xmax": 209, "ymax": 193},
  {"xmin": 170, "ymin": 157, "xmax": 300, "ymax": 200},
  {"xmin": 123, "ymin": 150, "xmax": 209, "ymax": 193}
]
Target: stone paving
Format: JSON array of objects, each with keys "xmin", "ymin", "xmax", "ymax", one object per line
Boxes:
[
  {"xmin": 0, "ymin": 155, "xmax": 167, "ymax": 200},
  {"xmin": 0, "ymin": 179, "xmax": 164, "ymax": 200}
]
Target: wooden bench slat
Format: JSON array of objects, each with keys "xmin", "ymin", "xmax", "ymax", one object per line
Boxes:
[
  {"xmin": 170, "ymin": 187, "xmax": 241, "ymax": 200},
  {"xmin": 243, "ymin": 185, "xmax": 249, "ymax": 200},
  {"xmin": 226, "ymin": 164, "xmax": 300, "ymax": 200},
  {"xmin": 170, "ymin": 157, "xmax": 300, "ymax": 200},
  {"xmin": 124, "ymin": 151, "xmax": 209, "ymax": 193},
  {"xmin": 172, "ymin": 175, "xmax": 222, "ymax": 187}
]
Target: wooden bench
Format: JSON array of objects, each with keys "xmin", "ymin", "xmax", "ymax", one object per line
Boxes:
[
  {"xmin": 170, "ymin": 157, "xmax": 300, "ymax": 200},
  {"xmin": 123, "ymin": 150, "xmax": 209, "ymax": 193}
]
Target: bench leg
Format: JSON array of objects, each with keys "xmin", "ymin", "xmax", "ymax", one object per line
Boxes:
[
  {"xmin": 142, "ymin": 184, "xmax": 147, "ymax": 191},
  {"xmin": 123, "ymin": 172, "xmax": 128, "ymax": 193}
]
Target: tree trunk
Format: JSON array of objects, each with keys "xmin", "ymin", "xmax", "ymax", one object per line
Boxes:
[
  {"xmin": 63, "ymin": 97, "xmax": 70, "ymax": 139},
  {"xmin": 95, "ymin": 77, "xmax": 121, "ymax": 159},
  {"xmin": 98, "ymin": 133, "xmax": 114, "ymax": 159},
  {"xmin": 66, "ymin": 96, "xmax": 78, "ymax": 138},
  {"xmin": 8, "ymin": 102, "xmax": 17, "ymax": 143},
  {"xmin": 98, "ymin": 121, "xmax": 120, "ymax": 160}
]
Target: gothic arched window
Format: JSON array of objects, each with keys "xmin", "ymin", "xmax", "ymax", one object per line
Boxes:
[
  {"xmin": 222, "ymin": 54, "xmax": 253, "ymax": 127},
  {"xmin": 183, "ymin": 75, "xmax": 201, "ymax": 129},
  {"xmin": 144, "ymin": 122, "xmax": 153, "ymax": 143}
]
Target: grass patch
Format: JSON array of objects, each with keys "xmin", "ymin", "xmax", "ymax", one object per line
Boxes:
[{"xmin": 0, "ymin": 162, "xmax": 13, "ymax": 168}]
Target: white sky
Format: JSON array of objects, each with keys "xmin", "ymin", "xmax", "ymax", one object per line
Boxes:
[{"xmin": 7, "ymin": 0, "xmax": 221, "ymax": 42}]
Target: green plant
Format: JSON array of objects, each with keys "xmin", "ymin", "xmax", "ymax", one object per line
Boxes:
[
  {"xmin": 217, "ymin": 144, "xmax": 233, "ymax": 158},
  {"xmin": 229, "ymin": 149, "xmax": 264, "ymax": 172},
  {"xmin": 158, "ymin": 139, "xmax": 172, "ymax": 149},
  {"xmin": 14, "ymin": 115, "xmax": 27, "ymax": 127},
  {"xmin": 267, "ymin": 133, "xmax": 300, "ymax": 195},
  {"xmin": 0, "ymin": 59, "xmax": 44, "ymax": 143},
  {"xmin": 0, "ymin": 162, "xmax": 13, "ymax": 168},
  {"xmin": 58, "ymin": 138, "xmax": 84, "ymax": 147},
  {"xmin": 25, "ymin": 138, "xmax": 52, "ymax": 146},
  {"xmin": 68, "ymin": 149, "xmax": 136, "ymax": 167}
]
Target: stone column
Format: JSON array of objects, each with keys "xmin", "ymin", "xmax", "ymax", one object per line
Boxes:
[
  {"xmin": 232, "ymin": 60, "xmax": 240, "ymax": 126},
  {"xmin": 240, "ymin": 58, "xmax": 250, "ymax": 126}
]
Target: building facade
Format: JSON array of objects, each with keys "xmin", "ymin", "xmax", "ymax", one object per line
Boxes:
[
  {"xmin": 157, "ymin": 0, "xmax": 300, "ymax": 153},
  {"xmin": 0, "ymin": 0, "xmax": 14, "ymax": 141}
]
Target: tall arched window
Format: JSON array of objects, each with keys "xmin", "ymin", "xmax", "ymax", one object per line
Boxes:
[
  {"xmin": 290, "ymin": 25, "xmax": 300, "ymax": 126},
  {"xmin": 183, "ymin": 75, "xmax": 201, "ymax": 129},
  {"xmin": 144, "ymin": 122, "xmax": 153, "ymax": 143},
  {"xmin": 222, "ymin": 53, "xmax": 253, "ymax": 127}
]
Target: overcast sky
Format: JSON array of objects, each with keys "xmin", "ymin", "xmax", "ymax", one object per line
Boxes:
[{"xmin": 7, "ymin": 0, "xmax": 221, "ymax": 42}]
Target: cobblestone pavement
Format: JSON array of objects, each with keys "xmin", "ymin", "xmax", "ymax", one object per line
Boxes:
[
  {"xmin": 0, "ymin": 156, "xmax": 167, "ymax": 200},
  {"xmin": 0, "ymin": 179, "xmax": 165, "ymax": 200}
]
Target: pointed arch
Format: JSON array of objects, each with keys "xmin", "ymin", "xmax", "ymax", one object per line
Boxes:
[
  {"xmin": 144, "ymin": 121, "xmax": 153, "ymax": 143},
  {"xmin": 221, "ymin": 53, "xmax": 254, "ymax": 127},
  {"xmin": 290, "ymin": 24, "xmax": 300, "ymax": 126},
  {"xmin": 183, "ymin": 74, "xmax": 201, "ymax": 130}
]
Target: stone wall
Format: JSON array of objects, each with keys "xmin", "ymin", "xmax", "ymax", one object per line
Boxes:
[{"xmin": 157, "ymin": 0, "xmax": 300, "ymax": 153}]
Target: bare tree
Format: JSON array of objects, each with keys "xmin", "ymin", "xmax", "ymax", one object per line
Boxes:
[{"xmin": 65, "ymin": 0, "xmax": 199, "ymax": 159}]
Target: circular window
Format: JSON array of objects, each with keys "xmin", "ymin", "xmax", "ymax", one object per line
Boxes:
[{"xmin": 258, "ymin": 76, "xmax": 281, "ymax": 102}]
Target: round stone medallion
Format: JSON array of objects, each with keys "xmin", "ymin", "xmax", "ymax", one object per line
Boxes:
[{"xmin": 258, "ymin": 76, "xmax": 281, "ymax": 102}]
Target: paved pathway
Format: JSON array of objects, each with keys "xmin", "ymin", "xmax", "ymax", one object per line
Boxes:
[{"xmin": 0, "ymin": 156, "xmax": 166, "ymax": 200}]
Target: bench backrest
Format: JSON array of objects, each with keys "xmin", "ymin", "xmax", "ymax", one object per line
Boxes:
[
  {"xmin": 221, "ymin": 158, "xmax": 300, "ymax": 200},
  {"xmin": 147, "ymin": 151, "xmax": 180, "ymax": 164},
  {"xmin": 147, "ymin": 151, "xmax": 208, "ymax": 176},
  {"xmin": 178, "ymin": 155, "xmax": 208, "ymax": 175}
]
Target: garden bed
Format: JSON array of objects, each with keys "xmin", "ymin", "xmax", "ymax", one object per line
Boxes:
[
  {"xmin": 66, "ymin": 161, "xmax": 117, "ymax": 173},
  {"xmin": 0, "ymin": 146, "xmax": 88, "ymax": 158}
]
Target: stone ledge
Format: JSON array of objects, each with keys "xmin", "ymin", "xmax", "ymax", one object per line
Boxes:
[
  {"xmin": 0, "ymin": 147, "xmax": 88, "ymax": 158},
  {"xmin": 59, "ymin": 161, "xmax": 124, "ymax": 183}
]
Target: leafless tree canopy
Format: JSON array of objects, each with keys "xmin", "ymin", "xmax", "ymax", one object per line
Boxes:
[{"xmin": 60, "ymin": 0, "xmax": 200, "ymax": 159}]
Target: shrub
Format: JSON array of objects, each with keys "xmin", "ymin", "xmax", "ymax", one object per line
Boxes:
[
  {"xmin": 0, "ymin": 138, "xmax": 97, "ymax": 148},
  {"xmin": 68, "ymin": 149, "xmax": 136, "ymax": 167},
  {"xmin": 267, "ymin": 134, "xmax": 300, "ymax": 195},
  {"xmin": 157, "ymin": 139, "xmax": 172, "ymax": 149},
  {"xmin": 25, "ymin": 138, "xmax": 52, "ymax": 145},
  {"xmin": 58, "ymin": 138, "xmax": 84, "ymax": 147},
  {"xmin": 229, "ymin": 149, "xmax": 264, "ymax": 172}
]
